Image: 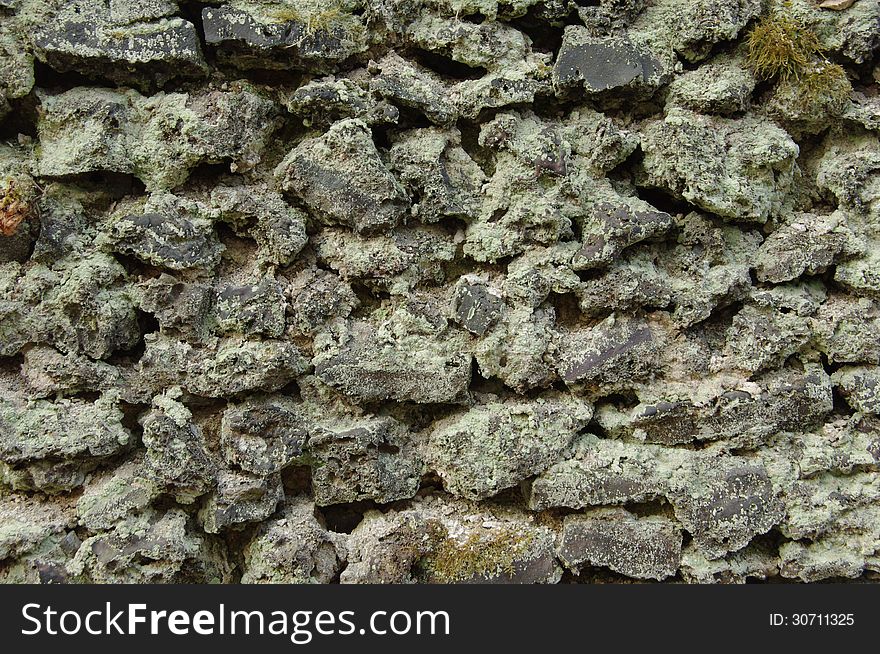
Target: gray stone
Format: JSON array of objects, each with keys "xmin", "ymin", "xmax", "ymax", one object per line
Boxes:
[
  {"xmin": 313, "ymin": 319, "xmax": 472, "ymax": 404},
  {"xmin": 553, "ymin": 28, "xmax": 663, "ymax": 95},
  {"xmin": 558, "ymin": 509, "xmax": 682, "ymax": 580},
  {"xmin": 202, "ymin": 4, "xmax": 368, "ymax": 72},
  {"xmin": 240, "ymin": 497, "xmax": 344, "ymax": 584},
  {"xmin": 221, "ymin": 396, "xmax": 309, "ymax": 476},
  {"xmin": 275, "ymin": 119, "xmax": 409, "ymax": 234},
  {"xmin": 308, "ymin": 415, "xmax": 422, "ymax": 506},
  {"xmin": 425, "ymin": 394, "xmax": 593, "ymax": 500},
  {"xmin": 33, "ymin": 1, "xmax": 205, "ymax": 86},
  {"xmin": 451, "ymin": 276, "xmax": 503, "ymax": 336},
  {"xmin": 199, "ymin": 470, "xmax": 284, "ymax": 533}
]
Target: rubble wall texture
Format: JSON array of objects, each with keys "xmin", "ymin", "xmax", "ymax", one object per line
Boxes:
[{"xmin": 1, "ymin": 0, "xmax": 879, "ymax": 584}]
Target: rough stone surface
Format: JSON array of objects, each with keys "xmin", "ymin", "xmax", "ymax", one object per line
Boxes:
[{"xmin": 1, "ymin": 0, "xmax": 879, "ymax": 585}]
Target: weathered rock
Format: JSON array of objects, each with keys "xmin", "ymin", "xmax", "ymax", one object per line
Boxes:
[
  {"xmin": 76, "ymin": 456, "xmax": 161, "ymax": 531},
  {"xmin": 630, "ymin": 0, "xmax": 762, "ymax": 62},
  {"xmin": 105, "ymin": 193, "xmax": 224, "ymax": 272},
  {"xmin": 199, "ymin": 470, "xmax": 283, "ymax": 533},
  {"xmin": 68, "ymin": 508, "xmax": 232, "ymax": 583},
  {"xmin": 32, "ymin": 0, "xmax": 206, "ymax": 86},
  {"xmin": 0, "ymin": 494, "xmax": 76, "ymax": 562},
  {"xmin": 474, "ymin": 305, "xmax": 557, "ymax": 391},
  {"xmin": 774, "ymin": 0, "xmax": 880, "ymax": 64},
  {"xmin": 1, "ymin": 252, "xmax": 140, "ymax": 359},
  {"xmin": 133, "ymin": 335, "xmax": 310, "ymax": 400},
  {"xmin": 638, "ymin": 109, "xmax": 799, "ymax": 222},
  {"xmin": 596, "ymin": 366, "xmax": 833, "ymax": 447},
  {"xmin": 666, "ymin": 55, "xmax": 755, "ymax": 115},
  {"xmin": 0, "ymin": 394, "xmax": 132, "ymax": 493},
  {"xmin": 313, "ymin": 318, "xmax": 472, "ymax": 404},
  {"xmin": 425, "ymin": 394, "xmax": 593, "ymax": 500},
  {"xmin": 719, "ymin": 304, "xmax": 812, "ymax": 374},
  {"xmin": 668, "ymin": 457, "xmax": 784, "ymax": 559},
  {"xmin": 38, "ymin": 86, "xmax": 279, "ymax": 190},
  {"xmin": 212, "ymin": 277, "xmax": 287, "ymax": 338},
  {"xmin": 209, "ymin": 184, "xmax": 308, "ymax": 266},
  {"xmin": 554, "ymin": 314, "xmax": 663, "ymax": 391},
  {"xmin": 813, "ymin": 295, "xmax": 880, "ymax": 364},
  {"xmin": 833, "ymin": 366, "xmax": 880, "ymax": 414},
  {"xmin": 275, "ymin": 119, "xmax": 409, "ymax": 234},
  {"xmin": 312, "ymin": 225, "xmax": 456, "ymax": 295},
  {"xmin": 221, "ymin": 396, "xmax": 309, "ymax": 476},
  {"xmin": 779, "ymin": 505, "xmax": 880, "ymax": 581},
  {"xmin": 679, "ymin": 542, "xmax": 779, "ymax": 584},
  {"xmin": 240, "ymin": 497, "xmax": 344, "ymax": 584},
  {"xmin": 389, "ymin": 127, "xmax": 485, "ymax": 223},
  {"xmin": 140, "ymin": 393, "xmax": 218, "ymax": 503},
  {"xmin": 286, "ymin": 76, "xmax": 399, "ymax": 127},
  {"xmin": 21, "ymin": 345, "xmax": 122, "ymax": 398},
  {"xmin": 372, "ymin": 52, "xmax": 457, "ymax": 125},
  {"xmin": 0, "ymin": 494, "xmax": 79, "ymax": 584},
  {"xmin": 342, "ymin": 497, "xmax": 561, "ymax": 584},
  {"xmin": 558, "ymin": 509, "xmax": 683, "ymax": 580},
  {"xmin": 754, "ymin": 212, "xmax": 854, "ymax": 283},
  {"xmin": 526, "ymin": 435, "xmax": 671, "ymax": 511},
  {"xmin": 308, "ymin": 415, "xmax": 423, "ymax": 506},
  {"xmin": 572, "ymin": 201, "xmax": 673, "ymax": 270},
  {"xmin": 202, "ymin": 2, "xmax": 369, "ymax": 72},
  {"xmin": 285, "ymin": 268, "xmax": 359, "ymax": 336}
]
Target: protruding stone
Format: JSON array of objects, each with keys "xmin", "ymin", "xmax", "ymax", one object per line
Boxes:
[{"xmin": 275, "ymin": 119, "xmax": 409, "ymax": 234}]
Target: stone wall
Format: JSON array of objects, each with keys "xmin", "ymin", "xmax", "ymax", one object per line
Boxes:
[{"xmin": 1, "ymin": 0, "xmax": 879, "ymax": 583}]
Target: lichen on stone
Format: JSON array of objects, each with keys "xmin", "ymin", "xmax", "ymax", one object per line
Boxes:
[{"xmin": 1, "ymin": 0, "xmax": 879, "ymax": 586}]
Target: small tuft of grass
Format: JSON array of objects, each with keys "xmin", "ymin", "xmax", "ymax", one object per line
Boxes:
[
  {"xmin": 269, "ymin": 5, "xmax": 344, "ymax": 34},
  {"xmin": 795, "ymin": 60, "xmax": 851, "ymax": 111},
  {"xmin": 745, "ymin": 12, "xmax": 823, "ymax": 82}
]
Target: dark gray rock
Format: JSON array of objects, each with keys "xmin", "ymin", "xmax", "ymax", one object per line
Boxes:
[
  {"xmin": 308, "ymin": 416, "xmax": 422, "ymax": 506},
  {"xmin": 558, "ymin": 509, "xmax": 682, "ymax": 580},
  {"xmin": 553, "ymin": 28, "xmax": 662, "ymax": 95},
  {"xmin": 573, "ymin": 201, "xmax": 674, "ymax": 270},
  {"xmin": 451, "ymin": 276, "xmax": 504, "ymax": 336},
  {"xmin": 33, "ymin": 1, "xmax": 205, "ymax": 86},
  {"xmin": 107, "ymin": 205, "xmax": 223, "ymax": 272},
  {"xmin": 221, "ymin": 396, "xmax": 309, "ymax": 476},
  {"xmin": 275, "ymin": 119, "xmax": 409, "ymax": 234},
  {"xmin": 202, "ymin": 5, "xmax": 368, "ymax": 72}
]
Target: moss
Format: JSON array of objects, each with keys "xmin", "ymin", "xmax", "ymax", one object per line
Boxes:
[
  {"xmin": 268, "ymin": 5, "xmax": 344, "ymax": 34},
  {"xmin": 421, "ymin": 526, "xmax": 536, "ymax": 582},
  {"xmin": 746, "ymin": 7, "xmax": 851, "ymax": 126},
  {"xmin": 745, "ymin": 10, "xmax": 823, "ymax": 82},
  {"xmin": 795, "ymin": 60, "xmax": 851, "ymax": 112}
]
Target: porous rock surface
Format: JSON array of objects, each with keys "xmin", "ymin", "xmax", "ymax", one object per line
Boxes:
[{"xmin": 0, "ymin": 0, "xmax": 879, "ymax": 584}]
